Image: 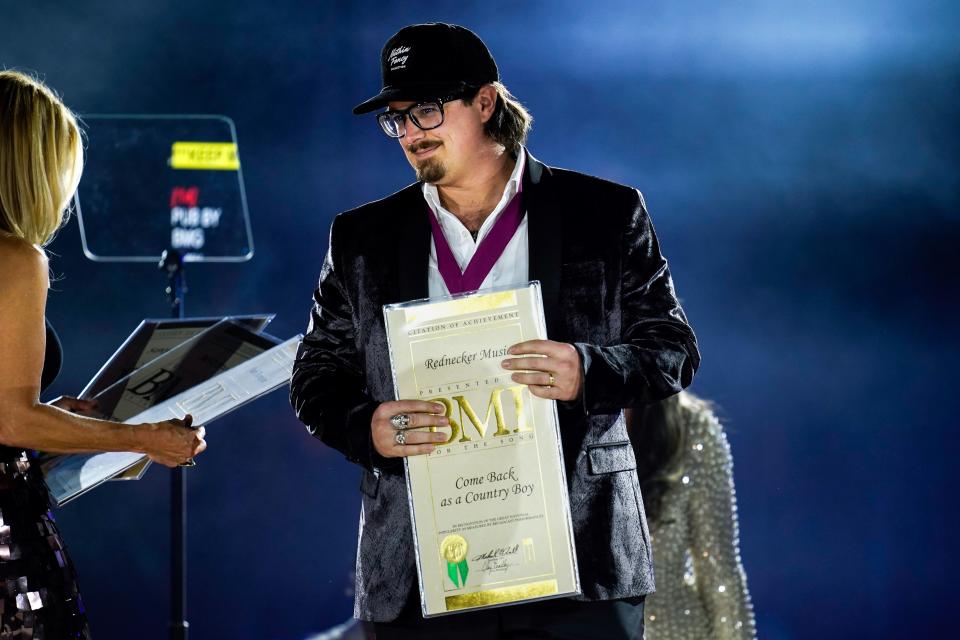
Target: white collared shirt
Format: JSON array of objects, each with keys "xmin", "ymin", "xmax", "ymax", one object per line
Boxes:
[{"xmin": 424, "ymin": 147, "xmax": 529, "ymax": 297}]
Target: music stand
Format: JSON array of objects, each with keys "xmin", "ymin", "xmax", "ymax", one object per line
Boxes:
[{"xmin": 74, "ymin": 115, "xmax": 254, "ymax": 640}]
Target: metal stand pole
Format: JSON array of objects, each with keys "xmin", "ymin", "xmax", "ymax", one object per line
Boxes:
[{"xmin": 160, "ymin": 249, "xmax": 188, "ymax": 640}]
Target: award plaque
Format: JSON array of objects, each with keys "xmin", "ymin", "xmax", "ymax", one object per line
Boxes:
[{"xmin": 384, "ymin": 282, "xmax": 580, "ymax": 617}]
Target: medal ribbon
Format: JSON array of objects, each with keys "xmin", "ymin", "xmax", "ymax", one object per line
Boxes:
[{"xmin": 427, "ymin": 177, "xmax": 524, "ymax": 295}]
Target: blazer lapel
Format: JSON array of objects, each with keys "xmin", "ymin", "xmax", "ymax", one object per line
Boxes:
[
  {"xmin": 524, "ymin": 151, "xmax": 563, "ymax": 339},
  {"xmin": 392, "ymin": 184, "xmax": 431, "ymax": 306}
]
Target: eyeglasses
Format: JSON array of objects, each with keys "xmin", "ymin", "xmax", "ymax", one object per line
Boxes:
[{"xmin": 377, "ymin": 94, "xmax": 463, "ymax": 139}]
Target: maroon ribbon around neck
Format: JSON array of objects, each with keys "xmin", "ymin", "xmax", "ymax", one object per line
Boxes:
[{"xmin": 427, "ymin": 177, "xmax": 524, "ymax": 295}]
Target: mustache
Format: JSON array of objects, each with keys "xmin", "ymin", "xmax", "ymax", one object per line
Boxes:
[{"xmin": 407, "ymin": 140, "xmax": 441, "ymax": 154}]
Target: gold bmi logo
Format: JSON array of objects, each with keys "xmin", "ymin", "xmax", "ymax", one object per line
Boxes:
[{"xmin": 428, "ymin": 385, "xmax": 534, "ymax": 444}]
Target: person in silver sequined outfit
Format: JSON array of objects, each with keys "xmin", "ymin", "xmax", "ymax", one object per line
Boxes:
[{"xmin": 627, "ymin": 392, "xmax": 756, "ymax": 640}]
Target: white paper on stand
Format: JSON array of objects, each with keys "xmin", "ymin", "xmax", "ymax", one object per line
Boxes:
[{"xmin": 42, "ymin": 335, "xmax": 302, "ymax": 506}]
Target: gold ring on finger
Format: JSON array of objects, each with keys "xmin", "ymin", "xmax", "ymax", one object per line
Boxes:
[{"xmin": 548, "ymin": 373, "xmax": 556, "ymax": 386}]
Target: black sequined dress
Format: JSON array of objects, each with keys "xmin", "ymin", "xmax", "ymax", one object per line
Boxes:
[{"xmin": 0, "ymin": 321, "xmax": 90, "ymax": 638}]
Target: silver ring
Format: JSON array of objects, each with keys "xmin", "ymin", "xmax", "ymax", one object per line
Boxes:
[
  {"xmin": 178, "ymin": 458, "xmax": 196, "ymax": 468},
  {"xmin": 394, "ymin": 430, "xmax": 407, "ymax": 446},
  {"xmin": 390, "ymin": 414, "xmax": 411, "ymax": 430}
]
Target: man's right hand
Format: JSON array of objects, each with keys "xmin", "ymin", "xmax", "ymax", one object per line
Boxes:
[{"xmin": 372, "ymin": 400, "xmax": 449, "ymax": 458}]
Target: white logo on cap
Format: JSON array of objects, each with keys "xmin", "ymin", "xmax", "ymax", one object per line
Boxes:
[{"xmin": 389, "ymin": 45, "xmax": 411, "ymax": 71}]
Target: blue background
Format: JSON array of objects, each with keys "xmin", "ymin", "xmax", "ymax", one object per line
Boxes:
[{"xmin": 2, "ymin": 1, "xmax": 957, "ymax": 638}]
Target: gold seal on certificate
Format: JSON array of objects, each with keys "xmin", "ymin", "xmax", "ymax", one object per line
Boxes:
[
  {"xmin": 440, "ymin": 534, "xmax": 470, "ymax": 588},
  {"xmin": 383, "ymin": 282, "xmax": 580, "ymax": 617}
]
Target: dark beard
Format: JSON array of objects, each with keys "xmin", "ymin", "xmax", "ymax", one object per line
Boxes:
[{"xmin": 415, "ymin": 158, "xmax": 445, "ymax": 183}]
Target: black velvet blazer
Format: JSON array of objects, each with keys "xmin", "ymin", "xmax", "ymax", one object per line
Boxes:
[{"xmin": 290, "ymin": 151, "xmax": 700, "ymax": 622}]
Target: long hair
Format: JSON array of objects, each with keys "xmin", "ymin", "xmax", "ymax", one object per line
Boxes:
[
  {"xmin": 0, "ymin": 70, "xmax": 83, "ymax": 247},
  {"xmin": 629, "ymin": 392, "xmax": 714, "ymax": 524},
  {"xmin": 464, "ymin": 82, "xmax": 532, "ymax": 155}
]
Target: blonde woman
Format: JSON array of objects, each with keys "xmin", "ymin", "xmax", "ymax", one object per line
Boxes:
[
  {"xmin": 0, "ymin": 70, "xmax": 206, "ymax": 638},
  {"xmin": 628, "ymin": 393, "xmax": 756, "ymax": 640}
]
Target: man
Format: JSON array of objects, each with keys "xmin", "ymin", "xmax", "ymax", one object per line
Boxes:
[{"xmin": 291, "ymin": 23, "xmax": 700, "ymax": 639}]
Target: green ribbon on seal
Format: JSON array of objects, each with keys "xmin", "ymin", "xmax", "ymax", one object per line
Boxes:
[{"xmin": 447, "ymin": 558, "xmax": 469, "ymax": 588}]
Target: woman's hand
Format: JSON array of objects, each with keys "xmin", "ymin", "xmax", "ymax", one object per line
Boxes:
[{"xmin": 139, "ymin": 414, "xmax": 207, "ymax": 467}]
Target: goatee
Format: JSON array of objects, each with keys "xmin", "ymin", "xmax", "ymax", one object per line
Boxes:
[
  {"xmin": 407, "ymin": 140, "xmax": 445, "ymax": 183},
  {"xmin": 416, "ymin": 158, "xmax": 445, "ymax": 183}
]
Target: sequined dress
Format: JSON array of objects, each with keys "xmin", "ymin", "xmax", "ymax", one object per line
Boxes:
[
  {"xmin": 0, "ymin": 322, "xmax": 90, "ymax": 638},
  {"xmin": 643, "ymin": 400, "xmax": 756, "ymax": 640}
]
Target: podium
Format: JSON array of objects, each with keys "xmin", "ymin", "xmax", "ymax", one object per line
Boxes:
[{"xmin": 43, "ymin": 316, "xmax": 299, "ymax": 504}]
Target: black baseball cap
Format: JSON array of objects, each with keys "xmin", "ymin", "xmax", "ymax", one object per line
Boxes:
[{"xmin": 352, "ymin": 23, "xmax": 499, "ymax": 115}]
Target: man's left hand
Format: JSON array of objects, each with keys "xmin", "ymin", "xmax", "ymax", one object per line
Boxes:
[{"xmin": 501, "ymin": 339, "xmax": 583, "ymax": 402}]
